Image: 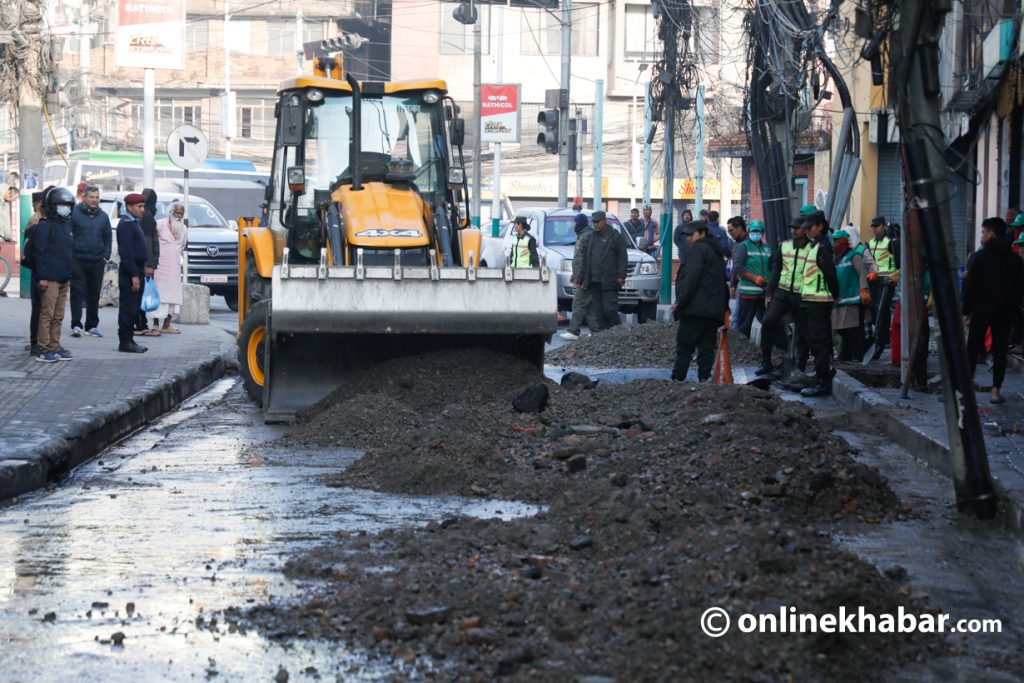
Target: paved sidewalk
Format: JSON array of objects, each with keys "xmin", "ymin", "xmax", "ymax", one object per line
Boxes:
[
  {"xmin": 833, "ymin": 358, "xmax": 1024, "ymax": 534},
  {"xmin": 0, "ymin": 297, "xmax": 236, "ymax": 502}
]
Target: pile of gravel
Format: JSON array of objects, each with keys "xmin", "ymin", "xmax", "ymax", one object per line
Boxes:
[{"xmin": 238, "ymin": 350, "xmax": 939, "ymax": 680}]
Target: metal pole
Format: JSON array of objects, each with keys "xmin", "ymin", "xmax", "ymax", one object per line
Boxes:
[
  {"xmin": 490, "ymin": 4, "xmax": 503, "ymax": 237},
  {"xmin": 643, "ymin": 81, "xmax": 652, "ymax": 208},
  {"xmin": 593, "ymin": 79, "xmax": 603, "ymax": 210},
  {"xmin": 694, "ymin": 84, "xmax": 705, "ymax": 215},
  {"xmin": 472, "ymin": 1, "xmax": 481, "ymax": 226},
  {"xmin": 575, "ymin": 110, "xmax": 583, "ymax": 204},
  {"xmin": 143, "ymin": 68, "xmax": 155, "ymax": 188},
  {"xmin": 183, "ymin": 169, "xmax": 190, "ymax": 281},
  {"xmin": 557, "ymin": 0, "xmax": 571, "ymax": 206},
  {"xmin": 79, "ymin": 1, "xmax": 91, "ymax": 139},
  {"xmin": 660, "ymin": 107, "xmax": 674, "ymax": 304},
  {"xmin": 630, "ymin": 81, "xmax": 638, "ymax": 210},
  {"xmin": 224, "ymin": 1, "xmax": 232, "ymax": 159},
  {"xmin": 896, "ymin": 0, "xmax": 995, "ymax": 518},
  {"xmin": 295, "ymin": 8, "xmax": 304, "ymax": 76}
]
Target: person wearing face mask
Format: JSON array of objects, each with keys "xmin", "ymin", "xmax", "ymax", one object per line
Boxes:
[
  {"xmin": 150, "ymin": 200, "xmax": 190, "ymax": 334},
  {"xmin": 831, "ymin": 229, "xmax": 871, "ymax": 361},
  {"xmin": 732, "ymin": 218, "xmax": 773, "ymax": 339},
  {"xmin": 32, "ymin": 188, "xmax": 76, "ymax": 362}
]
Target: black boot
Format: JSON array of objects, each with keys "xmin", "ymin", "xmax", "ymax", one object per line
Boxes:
[{"xmin": 801, "ymin": 381, "xmax": 831, "ymax": 397}]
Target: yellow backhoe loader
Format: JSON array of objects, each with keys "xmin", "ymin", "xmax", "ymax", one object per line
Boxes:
[{"xmin": 237, "ymin": 58, "xmax": 557, "ymax": 422}]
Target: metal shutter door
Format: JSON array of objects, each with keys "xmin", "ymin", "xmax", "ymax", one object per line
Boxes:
[
  {"xmin": 946, "ymin": 175, "xmax": 968, "ymax": 266},
  {"xmin": 876, "ymin": 144, "xmax": 904, "ymax": 225}
]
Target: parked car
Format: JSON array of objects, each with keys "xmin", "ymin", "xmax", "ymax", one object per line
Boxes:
[
  {"xmin": 100, "ymin": 192, "xmax": 240, "ymax": 311},
  {"xmin": 481, "ymin": 208, "xmax": 661, "ymax": 322}
]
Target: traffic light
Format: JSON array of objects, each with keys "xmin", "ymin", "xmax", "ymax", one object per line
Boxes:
[
  {"xmin": 537, "ymin": 109, "xmax": 559, "ymax": 155},
  {"xmin": 320, "ymin": 33, "xmax": 368, "ymax": 52},
  {"xmin": 452, "ymin": 2, "xmax": 478, "ymax": 25}
]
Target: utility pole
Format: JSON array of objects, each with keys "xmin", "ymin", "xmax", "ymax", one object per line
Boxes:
[
  {"xmin": 892, "ymin": 0, "xmax": 995, "ymax": 518},
  {"xmin": 575, "ymin": 110, "xmax": 584, "ymax": 204},
  {"xmin": 490, "ymin": 4, "xmax": 503, "ymax": 236},
  {"xmin": 143, "ymin": 68, "xmax": 155, "ymax": 188},
  {"xmin": 295, "ymin": 8, "xmax": 304, "ymax": 75},
  {"xmin": 660, "ymin": 107, "xmax": 674, "ymax": 304},
  {"xmin": 223, "ymin": 1, "xmax": 232, "ymax": 160},
  {"xmin": 557, "ymin": 0, "xmax": 571, "ymax": 206},
  {"xmin": 472, "ymin": 0, "xmax": 481, "ymax": 226},
  {"xmin": 592, "ymin": 79, "xmax": 603, "ymax": 210},
  {"xmin": 79, "ymin": 0, "xmax": 92, "ymax": 142},
  {"xmin": 694, "ymin": 84, "xmax": 705, "ymax": 214},
  {"xmin": 643, "ymin": 81, "xmax": 652, "ymax": 208}
]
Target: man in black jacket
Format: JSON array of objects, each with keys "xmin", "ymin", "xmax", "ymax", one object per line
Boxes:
[
  {"xmin": 69, "ymin": 186, "xmax": 112, "ymax": 338},
  {"xmin": 33, "ymin": 188, "xmax": 76, "ymax": 362},
  {"xmin": 671, "ymin": 221, "xmax": 729, "ymax": 382},
  {"xmin": 117, "ymin": 194, "xmax": 150, "ymax": 353},
  {"xmin": 136, "ymin": 188, "xmax": 161, "ymax": 336},
  {"xmin": 964, "ymin": 217, "xmax": 1024, "ymax": 403},
  {"xmin": 575, "ymin": 210, "xmax": 628, "ymax": 329}
]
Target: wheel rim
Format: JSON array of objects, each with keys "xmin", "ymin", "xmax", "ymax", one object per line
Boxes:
[{"xmin": 247, "ymin": 326, "xmax": 266, "ymax": 387}]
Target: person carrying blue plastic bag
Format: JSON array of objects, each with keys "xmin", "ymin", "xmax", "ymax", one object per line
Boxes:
[{"xmin": 141, "ymin": 276, "xmax": 160, "ymax": 313}]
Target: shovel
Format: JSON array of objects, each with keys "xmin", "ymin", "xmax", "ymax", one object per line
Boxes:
[{"xmin": 862, "ymin": 282, "xmax": 893, "ymax": 364}]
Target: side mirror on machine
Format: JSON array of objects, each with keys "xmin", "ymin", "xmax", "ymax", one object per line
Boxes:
[
  {"xmin": 451, "ymin": 118, "xmax": 465, "ymax": 147},
  {"xmin": 280, "ymin": 100, "xmax": 303, "ymax": 146}
]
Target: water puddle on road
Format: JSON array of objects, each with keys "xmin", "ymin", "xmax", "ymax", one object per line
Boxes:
[{"xmin": 0, "ymin": 378, "xmax": 541, "ymax": 682}]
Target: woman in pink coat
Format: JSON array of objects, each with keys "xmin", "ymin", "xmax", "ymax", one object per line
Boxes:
[{"xmin": 150, "ymin": 200, "xmax": 188, "ymax": 333}]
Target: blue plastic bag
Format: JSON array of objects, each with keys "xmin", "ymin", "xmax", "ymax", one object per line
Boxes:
[{"xmin": 141, "ymin": 276, "xmax": 161, "ymax": 313}]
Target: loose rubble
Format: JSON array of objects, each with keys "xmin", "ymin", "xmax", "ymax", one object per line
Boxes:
[{"xmin": 239, "ymin": 347, "xmax": 941, "ymax": 680}]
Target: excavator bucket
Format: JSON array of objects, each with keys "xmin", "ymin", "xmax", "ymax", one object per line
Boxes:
[{"xmin": 261, "ymin": 249, "xmax": 557, "ymax": 422}]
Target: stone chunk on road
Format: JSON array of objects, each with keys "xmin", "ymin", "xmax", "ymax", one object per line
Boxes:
[{"xmin": 512, "ymin": 384, "xmax": 549, "ymax": 413}]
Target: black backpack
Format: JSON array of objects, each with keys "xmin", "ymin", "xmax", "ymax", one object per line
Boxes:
[{"xmin": 21, "ymin": 223, "xmax": 36, "ymax": 271}]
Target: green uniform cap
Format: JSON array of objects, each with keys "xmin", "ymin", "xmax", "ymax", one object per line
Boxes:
[
  {"xmin": 799, "ymin": 204, "xmax": 818, "ymax": 216},
  {"xmin": 749, "ymin": 219, "xmax": 765, "ymax": 232},
  {"xmin": 1012, "ymin": 213, "xmax": 1024, "ymax": 228},
  {"xmin": 832, "ymin": 229, "xmax": 849, "ymax": 241}
]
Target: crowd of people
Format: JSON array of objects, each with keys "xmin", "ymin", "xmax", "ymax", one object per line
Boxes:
[{"xmin": 20, "ymin": 183, "xmax": 187, "ymax": 361}]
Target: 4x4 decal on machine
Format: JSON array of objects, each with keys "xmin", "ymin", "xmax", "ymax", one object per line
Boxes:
[{"xmin": 354, "ymin": 229, "xmax": 422, "ymax": 238}]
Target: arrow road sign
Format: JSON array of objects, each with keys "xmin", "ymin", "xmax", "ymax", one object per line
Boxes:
[{"xmin": 167, "ymin": 125, "xmax": 209, "ymax": 170}]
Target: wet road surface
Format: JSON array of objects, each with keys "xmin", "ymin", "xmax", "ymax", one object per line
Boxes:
[{"xmin": 0, "ymin": 378, "xmax": 538, "ymax": 682}]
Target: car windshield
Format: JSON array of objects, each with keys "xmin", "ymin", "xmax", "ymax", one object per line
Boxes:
[
  {"xmin": 297, "ymin": 94, "xmax": 447, "ymax": 203},
  {"xmin": 543, "ymin": 215, "xmax": 636, "ymax": 248}
]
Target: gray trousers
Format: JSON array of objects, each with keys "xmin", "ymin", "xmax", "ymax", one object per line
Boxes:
[{"xmin": 568, "ymin": 286, "xmax": 603, "ymax": 335}]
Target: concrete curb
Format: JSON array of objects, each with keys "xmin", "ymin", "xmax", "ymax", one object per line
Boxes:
[
  {"xmin": 0, "ymin": 352, "xmax": 237, "ymax": 503},
  {"xmin": 831, "ymin": 370, "xmax": 1024, "ymax": 535}
]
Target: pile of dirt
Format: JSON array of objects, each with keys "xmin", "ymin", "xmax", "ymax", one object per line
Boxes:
[
  {"xmin": 238, "ymin": 348, "xmax": 942, "ymax": 679},
  {"xmin": 546, "ymin": 321, "xmax": 766, "ymax": 369}
]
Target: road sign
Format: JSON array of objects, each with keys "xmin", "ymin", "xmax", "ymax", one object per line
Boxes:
[{"xmin": 167, "ymin": 125, "xmax": 209, "ymax": 171}]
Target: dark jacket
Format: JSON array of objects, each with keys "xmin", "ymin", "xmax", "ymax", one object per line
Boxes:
[
  {"xmin": 675, "ymin": 236, "xmax": 729, "ymax": 321},
  {"xmin": 140, "ymin": 188, "xmax": 160, "ymax": 269},
  {"xmin": 116, "ymin": 215, "xmax": 149, "ymax": 279},
  {"xmin": 70, "ymin": 202, "xmax": 113, "ymax": 262},
  {"xmin": 575, "ymin": 225, "xmax": 628, "ymax": 289},
  {"xmin": 707, "ymin": 221, "xmax": 733, "ymax": 259},
  {"xmin": 33, "ymin": 217, "xmax": 74, "ymax": 282},
  {"xmin": 963, "ymin": 235, "xmax": 1024, "ymax": 321}
]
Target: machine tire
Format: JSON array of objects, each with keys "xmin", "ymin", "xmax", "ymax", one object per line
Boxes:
[
  {"xmin": 638, "ymin": 300, "xmax": 658, "ymax": 324},
  {"xmin": 239, "ymin": 301, "xmax": 269, "ymax": 407},
  {"xmin": 224, "ymin": 289, "xmax": 240, "ymax": 312}
]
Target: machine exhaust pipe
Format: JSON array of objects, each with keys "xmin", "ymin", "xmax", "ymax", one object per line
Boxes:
[{"xmin": 346, "ymin": 73, "xmax": 363, "ymax": 192}]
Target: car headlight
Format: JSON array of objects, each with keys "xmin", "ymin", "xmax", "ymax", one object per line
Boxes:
[
  {"xmin": 559, "ymin": 259, "xmax": 573, "ymax": 272},
  {"xmin": 638, "ymin": 262, "xmax": 658, "ymax": 275}
]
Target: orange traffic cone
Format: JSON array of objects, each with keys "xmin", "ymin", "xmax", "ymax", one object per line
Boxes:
[{"xmin": 712, "ymin": 325, "xmax": 733, "ymax": 385}]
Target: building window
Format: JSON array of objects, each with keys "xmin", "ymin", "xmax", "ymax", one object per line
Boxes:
[
  {"xmin": 265, "ymin": 18, "xmax": 324, "ymax": 57},
  {"xmin": 521, "ymin": 4, "xmax": 598, "ymax": 57},
  {"xmin": 186, "ymin": 19, "xmax": 209, "ymax": 51},
  {"xmin": 175, "ymin": 105, "xmax": 201, "ymax": 127},
  {"xmin": 240, "ymin": 107, "xmax": 253, "ymax": 139},
  {"xmin": 440, "ymin": 3, "xmax": 490, "ymax": 55},
  {"xmin": 624, "ymin": 4, "xmax": 658, "ymax": 61},
  {"xmin": 693, "ymin": 5, "xmax": 720, "ymax": 65},
  {"xmin": 236, "ymin": 99, "xmax": 275, "ymax": 143}
]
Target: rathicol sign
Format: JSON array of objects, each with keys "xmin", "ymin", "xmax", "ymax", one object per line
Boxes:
[
  {"xmin": 480, "ymin": 84, "xmax": 520, "ymax": 144},
  {"xmin": 116, "ymin": 0, "xmax": 185, "ymax": 70}
]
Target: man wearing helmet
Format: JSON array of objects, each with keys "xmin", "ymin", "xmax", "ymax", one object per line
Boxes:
[{"xmin": 32, "ymin": 188, "xmax": 76, "ymax": 362}]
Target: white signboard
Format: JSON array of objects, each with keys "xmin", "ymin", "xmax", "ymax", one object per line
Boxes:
[
  {"xmin": 116, "ymin": 0, "xmax": 185, "ymax": 70},
  {"xmin": 167, "ymin": 125, "xmax": 209, "ymax": 171}
]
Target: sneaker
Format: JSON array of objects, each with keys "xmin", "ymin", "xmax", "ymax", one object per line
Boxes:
[
  {"xmin": 35, "ymin": 351, "xmax": 59, "ymax": 363},
  {"xmin": 56, "ymin": 348, "xmax": 73, "ymax": 361},
  {"xmin": 800, "ymin": 382, "xmax": 832, "ymax": 398},
  {"xmin": 560, "ymin": 331, "xmax": 580, "ymax": 341},
  {"xmin": 754, "ymin": 365, "xmax": 774, "ymax": 376},
  {"xmin": 71, "ymin": 327, "xmax": 83, "ymax": 337},
  {"xmin": 86, "ymin": 328, "xmax": 103, "ymax": 338}
]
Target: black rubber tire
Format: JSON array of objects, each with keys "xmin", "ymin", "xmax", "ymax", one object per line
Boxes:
[
  {"xmin": 238, "ymin": 301, "xmax": 269, "ymax": 407},
  {"xmin": 224, "ymin": 289, "xmax": 240, "ymax": 312},
  {"xmin": 638, "ymin": 300, "xmax": 658, "ymax": 324}
]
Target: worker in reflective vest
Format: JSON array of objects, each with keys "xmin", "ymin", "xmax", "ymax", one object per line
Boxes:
[
  {"xmin": 509, "ymin": 216, "xmax": 539, "ymax": 268},
  {"xmin": 867, "ymin": 216, "xmax": 898, "ymax": 351},
  {"xmin": 831, "ymin": 229, "xmax": 871, "ymax": 362},
  {"xmin": 756, "ymin": 215, "xmax": 812, "ymax": 379},
  {"xmin": 800, "ymin": 211, "xmax": 840, "ymax": 396},
  {"xmin": 733, "ymin": 219, "xmax": 773, "ymax": 338}
]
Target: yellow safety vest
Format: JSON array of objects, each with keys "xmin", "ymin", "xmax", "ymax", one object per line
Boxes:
[
  {"xmin": 869, "ymin": 236, "xmax": 897, "ymax": 278},
  {"xmin": 801, "ymin": 242, "xmax": 832, "ymax": 303},
  {"xmin": 511, "ymin": 234, "xmax": 534, "ymax": 268},
  {"xmin": 778, "ymin": 240, "xmax": 809, "ymax": 294}
]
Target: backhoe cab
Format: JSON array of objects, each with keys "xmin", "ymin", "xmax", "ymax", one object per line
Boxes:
[{"xmin": 237, "ymin": 58, "xmax": 557, "ymax": 422}]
